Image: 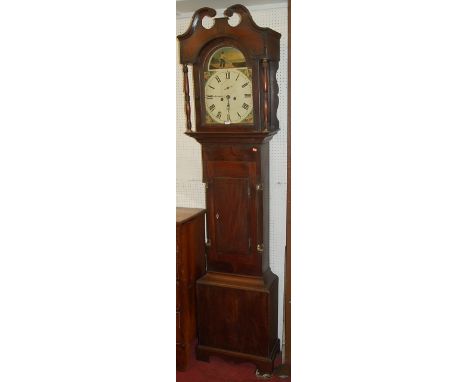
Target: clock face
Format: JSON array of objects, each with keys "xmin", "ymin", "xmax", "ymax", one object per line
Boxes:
[
  {"xmin": 204, "ymin": 69, "xmax": 253, "ymax": 124},
  {"xmin": 203, "ymin": 46, "xmax": 253, "ymax": 125}
]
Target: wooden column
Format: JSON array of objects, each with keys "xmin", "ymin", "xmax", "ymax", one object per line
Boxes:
[
  {"xmin": 182, "ymin": 64, "xmax": 192, "ymax": 132},
  {"xmin": 261, "ymin": 59, "xmax": 270, "ymax": 132}
]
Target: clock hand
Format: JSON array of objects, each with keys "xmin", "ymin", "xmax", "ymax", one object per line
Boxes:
[
  {"xmin": 226, "ymin": 95, "xmax": 231, "ymax": 123},
  {"xmin": 219, "ymin": 94, "xmax": 231, "ymax": 122}
]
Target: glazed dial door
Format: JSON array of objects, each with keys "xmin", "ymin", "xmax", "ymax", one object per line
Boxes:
[{"xmin": 203, "ymin": 46, "xmax": 254, "ymax": 125}]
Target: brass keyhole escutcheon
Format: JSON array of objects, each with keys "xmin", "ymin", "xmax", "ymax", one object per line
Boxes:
[{"xmin": 216, "ymin": 212, "xmax": 219, "ymax": 220}]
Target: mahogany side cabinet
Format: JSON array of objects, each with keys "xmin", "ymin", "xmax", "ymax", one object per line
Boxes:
[{"xmin": 176, "ymin": 207, "xmax": 206, "ymax": 371}]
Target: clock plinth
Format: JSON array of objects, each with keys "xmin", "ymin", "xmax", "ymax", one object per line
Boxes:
[
  {"xmin": 177, "ymin": 4, "xmax": 281, "ymax": 372},
  {"xmin": 195, "ymin": 270, "xmax": 279, "ymax": 374}
]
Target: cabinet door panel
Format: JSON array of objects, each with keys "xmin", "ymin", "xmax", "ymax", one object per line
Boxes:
[
  {"xmin": 206, "ymin": 160, "xmax": 261, "ymax": 274},
  {"xmin": 213, "ymin": 177, "xmax": 250, "ymax": 256}
]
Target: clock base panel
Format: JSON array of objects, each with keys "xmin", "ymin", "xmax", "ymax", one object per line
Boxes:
[
  {"xmin": 195, "ymin": 270, "xmax": 279, "ymax": 373},
  {"xmin": 195, "ymin": 339, "xmax": 280, "ymax": 374}
]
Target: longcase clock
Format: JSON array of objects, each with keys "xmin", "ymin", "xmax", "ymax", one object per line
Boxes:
[{"xmin": 177, "ymin": 4, "xmax": 281, "ymax": 373}]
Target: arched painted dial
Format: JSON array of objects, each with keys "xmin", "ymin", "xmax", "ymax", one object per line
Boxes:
[{"xmin": 204, "ymin": 69, "xmax": 253, "ymax": 124}]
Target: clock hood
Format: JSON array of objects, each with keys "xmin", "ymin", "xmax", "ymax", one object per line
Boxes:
[{"xmin": 177, "ymin": 4, "xmax": 280, "ymax": 64}]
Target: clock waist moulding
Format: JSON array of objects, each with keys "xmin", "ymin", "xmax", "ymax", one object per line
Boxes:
[{"xmin": 177, "ymin": 4, "xmax": 281, "ymax": 373}]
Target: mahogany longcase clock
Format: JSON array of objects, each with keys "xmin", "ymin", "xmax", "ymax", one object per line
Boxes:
[{"xmin": 177, "ymin": 4, "xmax": 281, "ymax": 373}]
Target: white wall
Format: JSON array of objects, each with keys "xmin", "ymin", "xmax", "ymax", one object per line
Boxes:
[{"xmin": 176, "ymin": 4, "xmax": 288, "ymax": 345}]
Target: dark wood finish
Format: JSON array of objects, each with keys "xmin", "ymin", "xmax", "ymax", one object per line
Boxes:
[
  {"xmin": 203, "ymin": 144, "xmax": 266, "ymax": 276},
  {"xmin": 212, "ymin": 177, "xmax": 250, "ymax": 253},
  {"xmin": 196, "ymin": 271, "xmax": 279, "ymax": 373},
  {"xmin": 176, "ymin": 208, "xmax": 206, "ymax": 371},
  {"xmin": 182, "ymin": 64, "xmax": 192, "ymax": 132},
  {"xmin": 177, "ymin": 5, "xmax": 280, "ymax": 65},
  {"xmin": 177, "ymin": 5, "xmax": 281, "ymax": 374},
  {"xmin": 186, "ymin": 130, "xmax": 277, "ymax": 144}
]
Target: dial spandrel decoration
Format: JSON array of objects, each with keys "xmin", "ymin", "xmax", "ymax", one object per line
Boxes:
[{"xmin": 204, "ymin": 47, "xmax": 253, "ymax": 125}]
